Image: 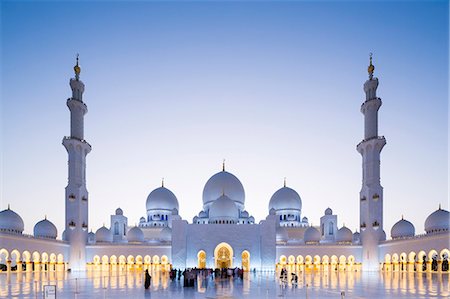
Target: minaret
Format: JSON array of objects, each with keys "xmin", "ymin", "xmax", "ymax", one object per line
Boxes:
[
  {"xmin": 63, "ymin": 55, "xmax": 91, "ymax": 271},
  {"xmin": 357, "ymin": 54, "xmax": 386, "ymax": 271}
]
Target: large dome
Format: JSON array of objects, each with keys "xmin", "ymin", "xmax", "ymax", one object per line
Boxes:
[
  {"xmin": 127, "ymin": 226, "xmax": 144, "ymax": 243},
  {"xmin": 304, "ymin": 226, "xmax": 320, "ymax": 243},
  {"xmin": 336, "ymin": 226, "xmax": 353, "ymax": 243},
  {"xmin": 391, "ymin": 217, "xmax": 415, "ymax": 239},
  {"xmin": 268, "ymin": 186, "xmax": 302, "ymax": 212},
  {"xmin": 425, "ymin": 206, "xmax": 449, "ymax": 234},
  {"xmin": 209, "ymin": 195, "xmax": 239, "ymax": 221},
  {"xmin": 95, "ymin": 226, "xmax": 113, "ymax": 243},
  {"xmin": 203, "ymin": 170, "xmax": 245, "ymax": 207},
  {"xmin": 33, "ymin": 217, "xmax": 57, "ymax": 239},
  {"xmin": 146, "ymin": 186, "xmax": 179, "ymax": 211},
  {"xmin": 0, "ymin": 206, "xmax": 24, "ymax": 234}
]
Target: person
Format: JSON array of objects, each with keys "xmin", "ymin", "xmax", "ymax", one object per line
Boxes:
[{"xmin": 144, "ymin": 269, "xmax": 151, "ymax": 290}]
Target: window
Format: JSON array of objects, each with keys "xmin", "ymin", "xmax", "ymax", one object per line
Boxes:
[
  {"xmin": 123, "ymin": 223, "xmax": 126, "ymax": 235},
  {"xmin": 328, "ymin": 222, "xmax": 334, "ymax": 235},
  {"xmin": 114, "ymin": 222, "xmax": 119, "ymax": 235}
]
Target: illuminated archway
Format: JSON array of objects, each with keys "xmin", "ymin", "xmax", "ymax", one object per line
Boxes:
[
  {"xmin": 214, "ymin": 242, "xmax": 233, "ymax": 269},
  {"xmin": 198, "ymin": 250, "xmax": 206, "ymax": 269},
  {"xmin": 242, "ymin": 250, "xmax": 250, "ymax": 271}
]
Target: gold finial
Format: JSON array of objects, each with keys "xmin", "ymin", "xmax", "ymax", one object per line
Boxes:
[
  {"xmin": 45, "ymin": 215, "xmax": 47, "ymax": 220},
  {"xmin": 222, "ymin": 159, "xmax": 226, "ymax": 171},
  {"xmin": 368, "ymin": 52, "xmax": 375, "ymax": 79},
  {"xmin": 283, "ymin": 177, "xmax": 287, "ymax": 187},
  {"xmin": 74, "ymin": 53, "xmax": 81, "ymax": 79},
  {"xmin": 439, "ymin": 203, "xmax": 441, "ymax": 210},
  {"xmin": 7, "ymin": 204, "xmax": 10, "ymax": 210},
  {"xmin": 162, "ymin": 178, "xmax": 164, "ymax": 187}
]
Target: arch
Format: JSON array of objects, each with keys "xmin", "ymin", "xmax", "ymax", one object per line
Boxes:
[
  {"xmin": 288, "ymin": 255, "xmax": 296, "ymax": 264},
  {"xmin": 136, "ymin": 255, "xmax": 143, "ymax": 265},
  {"xmin": 408, "ymin": 251, "xmax": 416, "ymax": 263},
  {"xmin": 439, "ymin": 248, "xmax": 450, "ymax": 259},
  {"xmin": 428, "ymin": 249, "xmax": 438, "ymax": 260},
  {"xmin": 41, "ymin": 252, "xmax": 49, "ymax": 263},
  {"xmin": 102, "ymin": 255, "xmax": 109, "ymax": 265},
  {"xmin": 49, "ymin": 253, "xmax": 57, "ymax": 263},
  {"xmin": 110, "ymin": 255, "xmax": 117, "ymax": 265},
  {"xmin": 313, "ymin": 255, "xmax": 321, "ymax": 264},
  {"xmin": 242, "ymin": 250, "xmax": 250, "ymax": 271},
  {"xmin": 11, "ymin": 249, "xmax": 21, "ymax": 263},
  {"xmin": 0, "ymin": 249, "xmax": 9, "ymax": 266},
  {"xmin": 32, "ymin": 251, "xmax": 40, "ymax": 263},
  {"xmin": 322, "ymin": 255, "xmax": 330, "ymax": 264},
  {"xmin": 296, "ymin": 255, "xmax": 304, "ymax": 264},
  {"xmin": 400, "ymin": 252, "xmax": 407, "ymax": 262},
  {"xmin": 22, "ymin": 251, "xmax": 31, "ymax": 263},
  {"xmin": 93, "ymin": 255, "xmax": 100, "ymax": 265},
  {"xmin": 429, "ymin": 250, "xmax": 438, "ymax": 271},
  {"xmin": 214, "ymin": 242, "xmax": 233, "ymax": 268},
  {"xmin": 152, "ymin": 255, "xmax": 159, "ymax": 264},
  {"xmin": 441, "ymin": 249, "xmax": 449, "ymax": 272},
  {"xmin": 348, "ymin": 255, "xmax": 355, "ymax": 264},
  {"xmin": 339, "ymin": 255, "xmax": 346, "ymax": 264},
  {"xmin": 305, "ymin": 255, "xmax": 312, "ymax": 265},
  {"xmin": 144, "ymin": 255, "xmax": 151, "ymax": 264},
  {"xmin": 118, "ymin": 255, "xmax": 126, "ymax": 265},
  {"xmin": 127, "ymin": 255, "xmax": 135, "ymax": 264},
  {"xmin": 384, "ymin": 254, "xmax": 391, "ymax": 263},
  {"xmin": 197, "ymin": 250, "xmax": 206, "ymax": 269},
  {"xmin": 330, "ymin": 255, "xmax": 338, "ymax": 264},
  {"xmin": 279, "ymin": 255, "xmax": 287, "ymax": 265},
  {"xmin": 161, "ymin": 255, "xmax": 168, "ymax": 265},
  {"xmin": 392, "ymin": 253, "xmax": 399, "ymax": 263},
  {"xmin": 57, "ymin": 254, "xmax": 64, "ymax": 263}
]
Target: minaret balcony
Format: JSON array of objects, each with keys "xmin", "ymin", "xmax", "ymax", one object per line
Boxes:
[
  {"xmin": 372, "ymin": 221, "xmax": 380, "ymax": 230},
  {"xmin": 68, "ymin": 221, "xmax": 76, "ymax": 229},
  {"xmin": 360, "ymin": 223, "xmax": 366, "ymax": 231},
  {"xmin": 82, "ymin": 223, "xmax": 88, "ymax": 231},
  {"xmin": 356, "ymin": 136, "xmax": 386, "ymax": 153}
]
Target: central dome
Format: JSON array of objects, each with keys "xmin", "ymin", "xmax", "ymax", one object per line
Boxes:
[
  {"xmin": 203, "ymin": 170, "xmax": 245, "ymax": 208},
  {"xmin": 146, "ymin": 186, "xmax": 179, "ymax": 212},
  {"xmin": 268, "ymin": 186, "xmax": 302, "ymax": 212},
  {"xmin": 209, "ymin": 195, "xmax": 239, "ymax": 221}
]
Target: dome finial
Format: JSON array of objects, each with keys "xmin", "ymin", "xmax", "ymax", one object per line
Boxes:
[
  {"xmin": 162, "ymin": 177, "xmax": 164, "ymax": 187},
  {"xmin": 45, "ymin": 215, "xmax": 47, "ymax": 220},
  {"xmin": 401, "ymin": 214, "xmax": 404, "ymax": 220},
  {"xmin": 7, "ymin": 204, "xmax": 10, "ymax": 210},
  {"xmin": 222, "ymin": 187, "xmax": 225, "ymax": 196},
  {"xmin": 222, "ymin": 159, "xmax": 226, "ymax": 171},
  {"xmin": 439, "ymin": 203, "xmax": 441, "ymax": 210},
  {"xmin": 74, "ymin": 53, "xmax": 81, "ymax": 80},
  {"xmin": 368, "ymin": 52, "xmax": 375, "ymax": 80},
  {"xmin": 283, "ymin": 177, "xmax": 286, "ymax": 187}
]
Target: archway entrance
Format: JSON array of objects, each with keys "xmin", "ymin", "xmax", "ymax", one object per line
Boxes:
[
  {"xmin": 214, "ymin": 242, "xmax": 233, "ymax": 269},
  {"xmin": 198, "ymin": 250, "xmax": 206, "ymax": 269},
  {"xmin": 242, "ymin": 250, "xmax": 250, "ymax": 271}
]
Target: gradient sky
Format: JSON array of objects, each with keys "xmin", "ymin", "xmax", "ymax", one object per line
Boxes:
[{"xmin": 1, "ymin": 1, "xmax": 448, "ymax": 238}]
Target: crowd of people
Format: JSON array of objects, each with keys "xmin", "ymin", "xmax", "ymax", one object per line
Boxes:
[{"xmin": 144, "ymin": 266, "xmax": 250, "ymax": 291}]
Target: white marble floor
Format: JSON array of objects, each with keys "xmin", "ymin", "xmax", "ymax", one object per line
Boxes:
[{"xmin": 0, "ymin": 270, "xmax": 448, "ymax": 298}]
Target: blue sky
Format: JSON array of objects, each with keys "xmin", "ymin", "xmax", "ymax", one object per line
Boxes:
[{"xmin": 1, "ymin": 1, "xmax": 448, "ymax": 237}]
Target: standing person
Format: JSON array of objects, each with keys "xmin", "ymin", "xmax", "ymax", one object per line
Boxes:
[{"xmin": 144, "ymin": 269, "xmax": 151, "ymax": 290}]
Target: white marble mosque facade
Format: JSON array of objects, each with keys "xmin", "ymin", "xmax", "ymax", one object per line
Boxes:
[{"xmin": 0, "ymin": 57, "xmax": 449, "ymax": 275}]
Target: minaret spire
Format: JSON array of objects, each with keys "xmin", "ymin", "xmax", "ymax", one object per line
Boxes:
[
  {"xmin": 283, "ymin": 177, "xmax": 286, "ymax": 187},
  {"xmin": 222, "ymin": 159, "xmax": 226, "ymax": 171},
  {"xmin": 63, "ymin": 55, "xmax": 91, "ymax": 271},
  {"xmin": 357, "ymin": 53, "xmax": 386, "ymax": 271}
]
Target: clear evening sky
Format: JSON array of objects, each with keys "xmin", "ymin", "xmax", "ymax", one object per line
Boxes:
[{"xmin": 1, "ymin": 1, "xmax": 448, "ymax": 238}]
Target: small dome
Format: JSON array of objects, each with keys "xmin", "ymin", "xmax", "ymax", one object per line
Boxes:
[
  {"xmin": 139, "ymin": 217, "xmax": 146, "ymax": 223},
  {"xmin": 0, "ymin": 206, "xmax": 24, "ymax": 234},
  {"xmin": 87, "ymin": 231, "xmax": 96, "ymax": 244},
  {"xmin": 248, "ymin": 216, "xmax": 255, "ymax": 223},
  {"xmin": 302, "ymin": 216, "xmax": 308, "ymax": 223},
  {"xmin": 160, "ymin": 227, "xmax": 172, "ymax": 241},
  {"xmin": 95, "ymin": 226, "xmax": 113, "ymax": 243},
  {"xmin": 269, "ymin": 208, "xmax": 276, "ymax": 215},
  {"xmin": 336, "ymin": 226, "xmax": 353, "ymax": 243},
  {"xmin": 146, "ymin": 186, "xmax": 179, "ymax": 211},
  {"xmin": 62, "ymin": 229, "xmax": 67, "ymax": 241},
  {"xmin": 198, "ymin": 210, "xmax": 207, "ymax": 218},
  {"xmin": 425, "ymin": 207, "xmax": 450, "ymax": 234},
  {"xmin": 241, "ymin": 210, "xmax": 249, "ymax": 218},
  {"xmin": 115, "ymin": 208, "xmax": 123, "ymax": 215},
  {"xmin": 352, "ymin": 231, "xmax": 360, "ymax": 244},
  {"xmin": 379, "ymin": 229, "xmax": 386, "ymax": 241},
  {"xmin": 209, "ymin": 195, "xmax": 239, "ymax": 221},
  {"xmin": 33, "ymin": 217, "xmax": 57, "ymax": 239},
  {"xmin": 324, "ymin": 207, "xmax": 333, "ymax": 215},
  {"xmin": 391, "ymin": 217, "xmax": 415, "ymax": 239},
  {"xmin": 127, "ymin": 226, "xmax": 144, "ymax": 242},
  {"xmin": 276, "ymin": 226, "xmax": 289, "ymax": 242},
  {"xmin": 268, "ymin": 186, "xmax": 302, "ymax": 212},
  {"xmin": 203, "ymin": 170, "xmax": 245, "ymax": 207},
  {"xmin": 304, "ymin": 226, "xmax": 320, "ymax": 243}
]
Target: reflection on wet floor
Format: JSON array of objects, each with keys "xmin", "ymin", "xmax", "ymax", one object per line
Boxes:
[{"xmin": 0, "ymin": 268, "xmax": 449, "ymax": 298}]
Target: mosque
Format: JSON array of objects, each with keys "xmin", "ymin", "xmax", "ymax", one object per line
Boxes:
[{"xmin": 0, "ymin": 56, "xmax": 449, "ymax": 275}]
